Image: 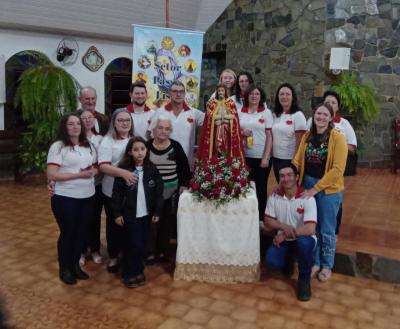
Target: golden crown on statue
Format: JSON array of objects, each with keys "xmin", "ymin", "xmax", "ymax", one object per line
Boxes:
[{"xmin": 161, "ymin": 36, "xmax": 175, "ymax": 50}]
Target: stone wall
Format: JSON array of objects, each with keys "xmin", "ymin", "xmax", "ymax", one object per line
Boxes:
[
  {"xmin": 325, "ymin": 0, "xmax": 400, "ymax": 165},
  {"xmin": 202, "ymin": 0, "xmax": 326, "ymax": 112},
  {"xmin": 202, "ymin": 0, "xmax": 400, "ymax": 166}
]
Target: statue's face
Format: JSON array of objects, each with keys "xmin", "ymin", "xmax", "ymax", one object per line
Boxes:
[{"xmin": 217, "ymin": 87, "xmax": 226, "ymax": 100}]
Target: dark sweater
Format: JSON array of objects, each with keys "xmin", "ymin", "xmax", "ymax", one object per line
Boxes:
[
  {"xmin": 111, "ymin": 162, "xmax": 164, "ymax": 220},
  {"xmin": 147, "ymin": 138, "xmax": 191, "ymax": 199}
]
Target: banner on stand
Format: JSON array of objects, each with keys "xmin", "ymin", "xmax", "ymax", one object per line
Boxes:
[{"xmin": 132, "ymin": 24, "xmax": 204, "ymax": 109}]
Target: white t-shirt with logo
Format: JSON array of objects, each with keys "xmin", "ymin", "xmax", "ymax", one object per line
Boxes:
[
  {"xmin": 98, "ymin": 135, "xmax": 130, "ymax": 198},
  {"xmin": 265, "ymin": 188, "xmax": 317, "ymax": 241},
  {"xmin": 272, "ymin": 111, "xmax": 307, "ymax": 159},
  {"xmin": 239, "ymin": 107, "xmax": 274, "ymax": 158},
  {"xmin": 152, "ymin": 103, "xmax": 204, "ymax": 164},
  {"xmin": 47, "ymin": 141, "xmax": 96, "ymax": 199}
]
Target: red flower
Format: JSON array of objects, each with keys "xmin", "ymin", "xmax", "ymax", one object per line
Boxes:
[
  {"xmin": 187, "ymin": 117, "xmax": 194, "ymax": 123},
  {"xmin": 210, "ymin": 156, "xmax": 219, "ymax": 165},
  {"xmin": 192, "ymin": 182, "xmax": 200, "ymax": 191},
  {"xmin": 232, "ymin": 168, "xmax": 241, "ymax": 177},
  {"xmin": 259, "ymin": 118, "xmax": 265, "ymax": 124},
  {"xmin": 212, "ymin": 187, "xmax": 221, "ymax": 198},
  {"xmin": 239, "ymin": 178, "xmax": 248, "ymax": 187},
  {"xmin": 205, "ymin": 173, "xmax": 213, "ymax": 182},
  {"xmin": 225, "ymin": 157, "xmax": 233, "ymax": 166},
  {"xmin": 226, "ymin": 187, "xmax": 233, "ymax": 195},
  {"xmin": 216, "ymin": 180, "xmax": 225, "ymax": 188},
  {"xmin": 297, "ymin": 207, "xmax": 304, "ymax": 214},
  {"xmin": 216, "ymin": 166, "xmax": 223, "ymax": 174},
  {"xmin": 286, "ymin": 120, "xmax": 293, "ymax": 125}
]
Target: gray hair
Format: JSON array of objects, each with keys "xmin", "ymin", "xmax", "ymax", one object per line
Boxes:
[
  {"xmin": 79, "ymin": 86, "xmax": 97, "ymax": 98},
  {"xmin": 150, "ymin": 114, "xmax": 173, "ymax": 135},
  {"xmin": 168, "ymin": 80, "xmax": 185, "ymax": 92},
  {"xmin": 107, "ymin": 108, "xmax": 134, "ymax": 137}
]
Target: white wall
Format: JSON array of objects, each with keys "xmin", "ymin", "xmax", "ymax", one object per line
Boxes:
[{"xmin": 0, "ymin": 28, "xmax": 133, "ymax": 130}]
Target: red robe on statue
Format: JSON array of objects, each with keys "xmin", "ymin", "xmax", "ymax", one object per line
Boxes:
[{"xmin": 198, "ymin": 98, "xmax": 245, "ymax": 163}]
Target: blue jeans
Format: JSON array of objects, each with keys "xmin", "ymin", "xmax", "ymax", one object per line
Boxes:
[
  {"xmin": 265, "ymin": 236, "xmax": 316, "ymax": 281},
  {"xmin": 303, "ymin": 175, "xmax": 342, "ymax": 269}
]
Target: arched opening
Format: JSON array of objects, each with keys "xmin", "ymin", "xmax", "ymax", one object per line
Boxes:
[
  {"xmin": 1, "ymin": 50, "xmax": 51, "ymax": 179},
  {"xmin": 5, "ymin": 51, "xmax": 51, "ymax": 131},
  {"xmin": 104, "ymin": 57, "xmax": 132, "ymax": 117}
]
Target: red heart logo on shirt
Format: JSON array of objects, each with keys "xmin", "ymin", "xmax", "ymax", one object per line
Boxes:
[
  {"xmin": 297, "ymin": 207, "xmax": 304, "ymax": 214},
  {"xmin": 259, "ymin": 118, "xmax": 265, "ymax": 124},
  {"xmin": 187, "ymin": 117, "xmax": 194, "ymax": 123},
  {"xmin": 286, "ymin": 120, "xmax": 293, "ymax": 125}
]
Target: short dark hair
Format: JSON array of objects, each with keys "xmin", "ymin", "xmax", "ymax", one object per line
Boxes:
[
  {"xmin": 273, "ymin": 82, "xmax": 301, "ymax": 117},
  {"xmin": 278, "ymin": 163, "xmax": 298, "ymax": 176},
  {"xmin": 130, "ymin": 81, "xmax": 147, "ymax": 93},
  {"xmin": 323, "ymin": 90, "xmax": 341, "ymax": 109},
  {"xmin": 243, "ymin": 85, "xmax": 267, "ymax": 108}
]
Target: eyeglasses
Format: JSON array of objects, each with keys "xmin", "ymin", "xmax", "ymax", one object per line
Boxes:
[
  {"xmin": 116, "ymin": 119, "xmax": 131, "ymax": 123},
  {"xmin": 170, "ymin": 89, "xmax": 185, "ymax": 95}
]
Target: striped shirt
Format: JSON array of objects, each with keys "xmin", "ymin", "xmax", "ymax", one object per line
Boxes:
[{"xmin": 148, "ymin": 143, "xmax": 179, "ymax": 200}]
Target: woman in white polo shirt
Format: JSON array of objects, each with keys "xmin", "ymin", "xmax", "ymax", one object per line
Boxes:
[
  {"xmin": 271, "ymin": 83, "xmax": 307, "ymax": 182},
  {"xmin": 98, "ymin": 108, "xmax": 135, "ymax": 273},
  {"xmin": 231, "ymin": 72, "xmax": 254, "ymax": 111},
  {"xmin": 239, "ymin": 85, "xmax": 273, "ymax": 222},
  {"xmin": 77, "ymin": 109, "xmax": 104, "ymax": 265},
  {"xmin": 47, "ymin": 113, "xmax": 97, "ymax": 285}
]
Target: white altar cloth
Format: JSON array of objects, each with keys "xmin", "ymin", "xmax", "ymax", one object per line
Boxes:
[{"xmin": 174, "ymin": 188, "xmax": 260, "ymax": 283}]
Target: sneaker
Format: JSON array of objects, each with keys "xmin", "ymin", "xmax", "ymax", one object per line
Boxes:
[
  {"xmin": 107, "ymin": 258, "xmax": 119, "ymax": 273},
  {"xmin": 123, "ymin": 277, "xmax": 139, "ymax": 288},
  {"xmin": 297, "ymin": 280, "xmax": 311, "ymax": 301},
  {"xmin": 79, "ymin": 254, "xmax": 86, "ymax": 267},
  {"xmin": 91, "ymin": 252, "xmax": 103, "ymax": 264},
  {"xmin": 317, "ymin": 268, "xmax": 332, "ymax": 282}
]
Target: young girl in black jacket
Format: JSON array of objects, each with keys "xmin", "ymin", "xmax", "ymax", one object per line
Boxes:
[{"xmin": 111, "ymin": 137, "xmax": 163, "ymax": 288}]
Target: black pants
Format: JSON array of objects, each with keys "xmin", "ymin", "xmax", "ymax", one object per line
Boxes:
[
  {"xmin": 103, "ymin": 194, "xmax": 124, "ymax": 259},
  {"xmin": 272, "ymin": 157, "xmax": 293, "ymax": 183},
  {"xmin": 122, "ymin": 216, "xmax": 149, "ymax": 279},
  {"xmin": 84, "ymin": 184, "xmax": 103, "ymax": 253},
  {"xmin": 51, "ymin": 194, "xmax": 94, "ymax": 271},
  {"xmin": 147, "ymin": 194, "xmax": 178, "ymax": 258},
  {"xmin": 245, "ymin": 157, "xmax": 272, "ymax": 222}
]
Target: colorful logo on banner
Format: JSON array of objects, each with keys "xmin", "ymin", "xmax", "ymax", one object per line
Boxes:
[{"xmin": 132, "ymin": 24, "xmax": 204, "ymax": 109}]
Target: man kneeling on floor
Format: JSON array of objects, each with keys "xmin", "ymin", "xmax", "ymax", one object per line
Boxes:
[{"xmin": 264, "ymin": 163, "xmax": 317, "ymax": 301}]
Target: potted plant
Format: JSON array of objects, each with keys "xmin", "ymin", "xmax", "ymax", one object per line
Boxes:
[
  {"xmin": 332, "ymin": 72, "xmax": 379, "ymax": 123},
  {"xmin": 14, "ymin": 64, "xmax": 78, "ymax": 174}
]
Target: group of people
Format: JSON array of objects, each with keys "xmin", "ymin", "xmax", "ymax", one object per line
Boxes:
[{"xmin": 47, "ymin": 68, "xmax": 357, "ymax": 300}]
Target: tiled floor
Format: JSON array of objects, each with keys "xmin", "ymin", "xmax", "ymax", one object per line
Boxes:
[{"xmin": 0, "ymin": 170, "xmax": 400, "ymax": 329}]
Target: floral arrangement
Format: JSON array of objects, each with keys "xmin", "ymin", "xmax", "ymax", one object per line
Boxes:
[{"xmin": 190, "ymin": 154, "xmax": 250, "ymax": 207}]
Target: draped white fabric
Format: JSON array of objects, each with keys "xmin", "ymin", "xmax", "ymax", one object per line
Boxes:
[{"xmin": 176, "ymin": 189, "xmax": 260, "ymax": 268}]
